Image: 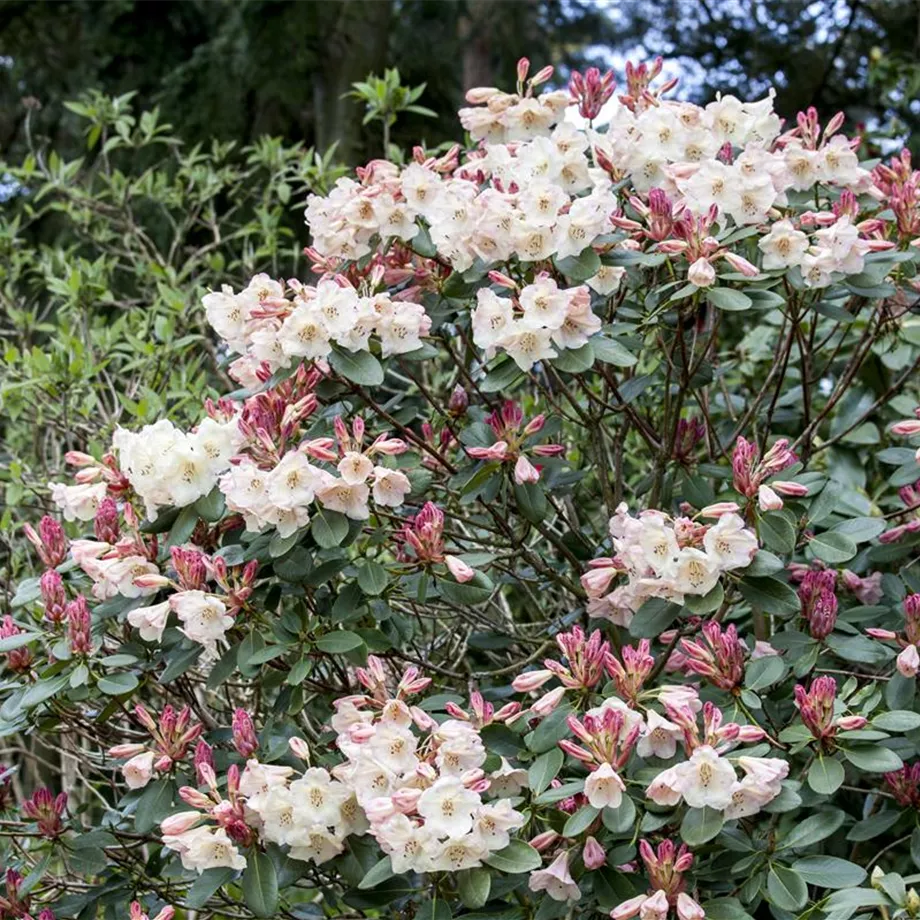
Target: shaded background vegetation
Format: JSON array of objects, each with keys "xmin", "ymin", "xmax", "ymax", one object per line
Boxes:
[{"xmin": 2, "ymin": 0, "xmax": 919, "ymax": 166}]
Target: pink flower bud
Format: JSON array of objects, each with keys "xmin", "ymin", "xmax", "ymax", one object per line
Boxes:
[
  {"xmin": 108, "ymin": 743, "xmax": 147, "ymax": 759},
  {"xmin": 513, "ymin": 454, "xmax": 540, "ymax": 485},
  {"xmin": 891, "ymin": 420, "xmax": 920, "ymax": 436},
  {"xmin": 530, "ymin": 830, "xmax": 560, "ymax": 851},
  {"xmin": 772, "ymin": 480, "xmax": 809, "ymax": 497},
  {"xmin": 445, "ymin": 555, "xmax": 475, "ymax": 583},
  {"xmin": 178, "ymin": 787, "xmax": 212, "ymax": 809},
  {"xmin": 583, "ymin": 836, "xmax": 607, "ymax": 870},
  {"xmin": 677, "ymin": 894, "xmax": 706, "ymax": 920},
  {"xmin": 836, "ymin": 715, "xmax": 868, "ymax": 731},
  {"xmin": 700, "ymin": 502, "xmax": 741, "ymax": 517},
  {"xmin": 531, "ymin": 686, "xmax": 565, "ymax": 716},
  {"xmin": 866, "ymin": 627, "xmax": 898, "ymax": 640},
  {"xmin": 160, "ymin": 811, "xmax": 202, "ymax": 835},
  {"xmin": 722, "ymin": 252, "xmax": 760, "ymax": 277},
  {"xmin": 688, "ymin": 257, "xmax": 716, "ymax": 287},
  {"xmin": 289, "ymin": 737, "xmax": 311, "ymax": 761},
  {"xmin": 897, "ymin": 644, "xmax": 920, "ymax": 678},
  {"xmin": 512, "ymin": 669, "xmax": 554, "ymax": 692},
  {"xmin": 467, "ymin": 441, "xmax": 509, "ymax": 461},
  {"xmin": 758, "ymin": 484, "xmax": 783, "ymax": 511}
]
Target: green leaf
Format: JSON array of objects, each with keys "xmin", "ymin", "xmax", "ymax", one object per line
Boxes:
[
  {"xmin": 601, "ymin": 795, "xmax": 637, "ymax": 834},
  {"xmin": 483, "ymin": 839, "xmax": 542, "ymax": 874},
  {"xmin": 563, "ymin": 805, "xmax": 599, "ymax": 838},
  {"xmin": 809, "ymin": 532, "xmax": 858, "ymax": 564},
  {"xmin": 684, "ymin": 582, "xmax": 724, "ymax": 615},
  {"xmin": 708, "ymin": 288, "xmax": 752, "ymax": 312},
  {"xmin": 760, "ymin": 511, "xmax": 797, "ymax": 554},
  {"xmin": 873, "ymin": 710, "xmax": 920, "ymax": 732},
  {"xmin": 312, "ymin": 509, "xmax": 348, "ymax": 548},
  {"xmin": 528, "ymin": 748, "xmax": 563, "ymax": 796},
  {"xmin": 356, "ymin": 560, "xmax": 388, "ymax": 596},
  {"xmin": 168, "ymin": 505, "xmax": 199, "ymax": 546},
  {"xmin": 767, "ymin": 865, "xmax": 808, "ymax": 911},
  {"xmin": 592, "ymin": 336, "xmax": 637, "ymax": 367},
  {"xmin": 513, "ymin": 481, "xmax": 548, "ymax": 524},
  {"xmin": 780, "ymin": 809, "xmax": 845, "ymax": 850},
  {"xmin": 439, "ymin": 572, "xmax": 494, "ymax": 606},
  {"xmin": 680, "ymin": 807, "xmax": 724, "ymax": 845},
  {"xmin": 791, "ymin": 856, "xmax": 866, "ymax": 889},
  {"xmin": 457, "ymin": 868, "xmax": 491, "ymax": 909},
  {"xmin": 744, "ymin": 655, "xmax": 786, "ymax": 691},
  {"xmin": 97, "ymin": 672, "xmax": 139, "ymax": 696},
  {"xmin": 807, "ymin": 756, "xmax": 845, "ymax": 795},
  {"xmin": 552, "ymin": 342, "xmax": 595, "ymax": 373},
  {"xmin": 843, "ymin": 744, "xmax": 903, "ymax": 773},
  {"xmin": 481, "ymin": 358, "xmax": 524, "ymax": 393},
  {"xmin": 358, "ymin": 856, "xmax": 394, "ymax": 890},
  {"xmin": 846, "ymin": 809, "xmax": 901, "ymax": 841},
  {"xmin": 629, "ymin": 599, "xmax": 681, "ymax": 638},
  {"xmin": 243, "ymin": 849, "xmax": 279, "ymax": 918},
  {"xmin": 134, "ymin": 778, "xmax": 175, "ymax": 834},
  {"xmin": 194, "ymin": 488, "xmax": 226, "ymax": 523},
  {"xmin": 554, "ymin": 247, "xmax": 601, "ymax": 281},
  {"xmin": 809, "ymin": 480, "xmax": 842, "ymax": 525},
  {"xmin": 739, "ymin": 576, "xmax": 800, "ymax": 615},
  {"xmin": 329, "ymin": 347, "xmax": 384, "ymax": 386},
  {"xmin": 186, "ymin": 867, "xmax": 237, "ymax": 908},
  {"xmin": 316, "ymin": 631, "xmax": 364, "ymax": 654},
  {"xmin": 831, "ymin": 517, "xmax": 886, "ymax": 543}
]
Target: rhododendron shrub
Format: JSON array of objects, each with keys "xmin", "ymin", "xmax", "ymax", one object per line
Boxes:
[{"xmin": 6, "ymin": 55, "xmax": 920, "ymax": 920}]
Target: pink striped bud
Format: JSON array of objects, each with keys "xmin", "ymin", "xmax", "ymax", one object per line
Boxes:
[
  {"xmin": 891, "ymin": 420, "xmax": 920, "ymax": 436},
  {"xmin": 700, "ymin": 502, "xmax": 741, "ymax": 517},
  {"xmin": 289, "ymin": 737, "xmax": 311, "ymax": 761},
  {"xmin": 531, "ymin": 65, "xmax": 554, "ymax": 87},
  {"xmin": 722, "ymin": 252, "xmax": 760, "ymax": 277},
  {"xmin": 133, "ymin": 574, "xmax": 170, "ymax": 590},
  {"xmin": 772, "ymin": 480, "xmax": 809, "ymax": 497},
  {"xmin": 735, "ymin": 725, "xmax": 766, "ymax": 742},
  {"xmin": 758, "ymin": 484, "xmax": 783, "ymax": 511},
  {"xmin": 530, "ymin": 830, "xmax": 560, "ymax": 851},
  {"xmin": 583, "ymin": 836, "xmax": 607, "ymax": 870},
  {"xmin": 531, "ymin": 686, "xmax": 565, "ymax": 716},
  {"xmin": 514, "ymin": 455, "xmax": 540, "ymax": 485},
  {"xmin": 517, "ymin": 58, "xmax": 530, "ymax": 83},
  {"xmin": 512, "ymin": 669, "xmax": 554, "ymax": 692},
  {"xmin": 467, "ymin": 442, "xmax": 509, "ymax": 461},
  {"xmin": 391, "ymin": 787, "xmax": 423, "ymax": 812},
  {"xmin": 160, "ymin": 811, "xmax": 203, "ymax": 835},
  {"xmin": 897, "ymin": 644, "xmax": 920, "ymax": 678},
  {"xmin": 108, "ymin": 743, "xmax": 147, "ymax": 759},
  {"xmin": 866, "ymin": 627, "xmax": 898, "ymax": 640},
  {"xmin": 465, "ymin": 87, "xmax": 500, "ymax": 104},
  {"xmin": 836, "ymin": 715, "xmax": 867, "ymax": 731},
  {"xmin": 178, "ymin": 787, "xmax": 212, "ymax": 809},
  {"xmin": 445, "ymin": 555, "xmax": 475, "ymax": 583}
]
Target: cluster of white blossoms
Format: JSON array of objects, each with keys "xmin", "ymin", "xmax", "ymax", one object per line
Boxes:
[
  {"xmin": 647, "ymin": 745, "xmax": 789, "ymax": 819},
  {"xmin": 328, "ymin": 695, "xmax": 526, "ymax": 873},
  {"xmin": 304, "ymin": 73, "xmax": 890, "ymax": 299},
  {"xmin": 113, "ymin": 418, "xmax": 242, "ymax": 522},
  {"xmin": 241, "ymin": 759, "xmax": 367, "ymax": 866},
  {"xmin": 203, "ymin": 274, "xmax": 431, "ymax": 389},
  {"xmin": 757, "ymin": 214, "xmax": 876, "ymax": 288},
  {"xmin": 307, "ymin": 122, "xmax": 621, "ymax": 275},
  {"xmin": 581, "ymin": 505, "xmax": 758, "ymax": 626},
  {"xmin": 219, "ymin": 436, "xmax": 412, "ymax": 539},
  {"xmin": 128, "ymin": 590, "xmax": 234, "ymax": 661},
  {"xmin": 472, "ymin": 274, "xmax": 602, "ymax": 370}
]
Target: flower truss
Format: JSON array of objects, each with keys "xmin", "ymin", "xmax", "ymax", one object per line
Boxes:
[{"xmin": 4, "ymin": 54, "xmax": 920, "ymax": 920}]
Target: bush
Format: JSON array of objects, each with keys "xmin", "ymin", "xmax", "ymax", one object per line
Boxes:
[{"xmin": 4, "ymin": 56, "xmax": 920, "ymax": 920}]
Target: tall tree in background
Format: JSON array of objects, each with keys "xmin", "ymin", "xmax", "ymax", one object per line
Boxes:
[
  {"xmin": 0, "ymin": 0, "xmax": 616, "ymax": 164},
  {"xmin": 609, "ymin": 0, "xmax": 920, "ymax": 148}
]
